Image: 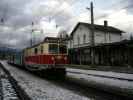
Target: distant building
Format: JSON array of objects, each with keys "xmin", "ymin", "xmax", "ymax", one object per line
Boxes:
[{"xmin": 68, "ymin": 21, "xmax": 123, "ymax": 49}]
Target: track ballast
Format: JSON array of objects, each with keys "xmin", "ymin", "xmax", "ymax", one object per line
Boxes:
[{"xmin": 0, "ymin": 63, "xmax": 31, "ymax": 100}]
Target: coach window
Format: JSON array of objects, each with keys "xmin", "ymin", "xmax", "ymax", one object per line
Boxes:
[{"xmin": 34, "ymin": 48, "xmax": 38, "ymax": 54}]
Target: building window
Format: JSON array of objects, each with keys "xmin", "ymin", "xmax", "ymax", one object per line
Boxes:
[
  {"xmin": 73, "ymin": 37, "xmax": 75, "ymax": 45},
  {"xmin": 79, "ymin": 27, "xmax": 82, "ymax": 30},
  {"xmin": 72, "ymin": 40, "xmax": 74, "ymax": 47},
  {"xmin": 70, "ymin": 40, "xmax": 72, "ymax": 48},
  {"xmin": 83, "ymin": 34, "xmax": 86, "ymax": 43},
  {"xmin": 77, "ymin": 35, "xmax": 80, "ymax": 45}
]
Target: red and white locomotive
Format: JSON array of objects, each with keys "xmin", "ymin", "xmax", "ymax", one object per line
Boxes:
[{"xmin": 23, "ymin": 37, "xmax": 68, "ymax": 75}]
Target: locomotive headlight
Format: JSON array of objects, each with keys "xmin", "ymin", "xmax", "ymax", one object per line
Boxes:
[
  {"xmin": 57, "ymin": 55, "xmax": 61, "ymax": 59},
  {"xmin": 51, "ymin": 57, "xmax": 54, "ymax": 60},
  {"xmin": 64, "ymin": 57, "xmax": 67, "ymax": 60}
]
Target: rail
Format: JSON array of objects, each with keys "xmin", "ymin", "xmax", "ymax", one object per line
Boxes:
[
  {"xmin": 67, "ymin": 70, "xmax": 133, "ymax": 81},
  {"xmin": 0, "ymin": 63, "xmax": 31, "ymax": 100}
]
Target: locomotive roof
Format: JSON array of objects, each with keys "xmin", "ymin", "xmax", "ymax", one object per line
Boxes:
[{"xmin": 25, "ymin": 37, "xmax": 67, "ymax": 49}]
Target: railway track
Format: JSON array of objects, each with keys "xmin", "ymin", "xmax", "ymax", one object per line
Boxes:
[
  {"xmin": 66, "ymin": 69, "xmax": 133, "ymax": 99},
  {"xmin": 0, "ymin": 63, "xmax": 31, "ymax": 100},
  {"xmin": 2, "ymin": 62, "xmax": 133, "ymax": 100},
  {"xmin": 67, "ymin": 70, "xmax": 133, "ymax": 81}
]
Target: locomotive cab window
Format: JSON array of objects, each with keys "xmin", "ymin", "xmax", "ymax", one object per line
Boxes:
[
  {"xmin": 59, "ymin": 45, "xmax": 67, "ymax": 54},
  {"xmin": 49, "ymin": 44, "xmax": 58, "ymax": 54},
  {"xmin": 34, "ymin": 48, "xmax": 38, "ymax": 54}
]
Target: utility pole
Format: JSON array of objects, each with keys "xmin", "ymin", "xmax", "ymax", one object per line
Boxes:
[
  {"xmin": 90, "ymin": 1, "xmax": 95, "ymax": 46},
  {"xmin": 87, "ymin": 1, "xmax": 95, "ymax": 65},
  {"xmin": 90, "ymin": 1, "xmax": 95, "ymax": 65},
  {"xmin": 31, "ymin": 22, "xmax": 34, "ymax": 46},
  {"xmin": 0, "ymin": 18, "xmax": 5, "ymax": 59}
]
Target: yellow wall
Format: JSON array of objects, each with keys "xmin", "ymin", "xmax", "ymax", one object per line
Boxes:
[
  {"xmin": 24, "ymin": 42, "xmax": 69, "ymax": 56},
  {"xmin": 30, "ymin": 47, "xmax": 34, "ymax": 56},
  {"xmin": 24, "ymin": 43, "xmax": 49, "ymax": 57},
  {"xmin": 42, "ymin": 43, "xmax": 48, "ymax": 54}
]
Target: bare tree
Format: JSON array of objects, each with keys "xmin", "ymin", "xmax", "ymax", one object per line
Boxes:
[{"xmin": 57, "ymin": 30, "xmax": 68, "ymax": 39}]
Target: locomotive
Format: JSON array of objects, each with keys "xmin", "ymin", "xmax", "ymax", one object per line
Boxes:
[{"xmin": 8, "ymin": 37, "xmax": 69, "ymax": 75}]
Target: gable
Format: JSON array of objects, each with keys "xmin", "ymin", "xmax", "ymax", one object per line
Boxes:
[{"xmin": 72, "ymin": 24, "xmax": 90, "ymax": 38}]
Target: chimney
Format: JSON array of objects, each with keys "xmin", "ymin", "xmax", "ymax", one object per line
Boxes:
[
  {"xmin": 104, "ymin": 20, "xmax": 108, "ymax": 43},
  {"xmin": 104, "ymin": 20, "xmax": 108, "ymax": 27}
]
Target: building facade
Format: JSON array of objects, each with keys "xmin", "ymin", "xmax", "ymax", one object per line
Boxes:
[
  {"xmin": 68, "ymin": 22, "xmax": 123, "ymax": 49},
  {"xmin": 68, "ymin": 22, "xmax": 124, "ymax": 65}
]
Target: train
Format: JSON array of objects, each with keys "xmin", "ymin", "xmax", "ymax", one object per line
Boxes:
[{"xmin": 8, "ymin": 37, "xmax": 69, "ymax": 76}]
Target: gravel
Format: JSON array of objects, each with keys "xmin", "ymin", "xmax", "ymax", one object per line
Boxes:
[{"xmin": 1, "ymin": 61, "xmax": 90, "ymax": 100}]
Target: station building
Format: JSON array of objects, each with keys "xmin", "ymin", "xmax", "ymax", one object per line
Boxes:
[{"xmin": 67, "ymin": 21, "xmax": 131, "ymax": 66}]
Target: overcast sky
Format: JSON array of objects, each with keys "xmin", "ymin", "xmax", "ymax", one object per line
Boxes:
[{"xmin": 0, "ymin": 0, "xmax": 133, "ymax": 49}]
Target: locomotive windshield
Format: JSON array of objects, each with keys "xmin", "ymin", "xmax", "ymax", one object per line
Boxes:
[
  {"xmin": 49, "ymin": 44, "xmax": 58, "ymax": 54},
  {"xmin": 59, "ymin": 45, "xmax": 67, "ymax": 54},
  {"xmin": 49, "ymin": 44, "xmax": 67, "ymax": 54}
]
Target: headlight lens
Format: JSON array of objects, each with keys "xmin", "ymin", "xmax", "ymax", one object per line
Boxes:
[
  {"xmin": 57, "ymin": 55, "xmax": 61, "ymax": 59},
  {"xmin": 64, "ymin": 57, "xmax": 67, "ymax": 60},
  {"xmin": 51, "ymin": 57, "xmax": 54, "ymax": 60}
]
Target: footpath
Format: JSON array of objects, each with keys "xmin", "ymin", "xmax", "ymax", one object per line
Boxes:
[
  {"xmin": 66, "ymin": 64, "xmax": 133, "ymax": 74},
  {"xmin": 66, "ymin": 65, "xmax": 133, "ymax": 99}
]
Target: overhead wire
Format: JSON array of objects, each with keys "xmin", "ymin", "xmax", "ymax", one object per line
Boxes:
[
  {"xmin": 50, "ymin": 0, "xmax": 129, "ymax": 23},
  {"xmin": 95, "ymin": 0, "xmax": 133, "ymax": 20},
  {"xmin": 34, "ymin": 0, "xmax": 133, "ymax": 28}
]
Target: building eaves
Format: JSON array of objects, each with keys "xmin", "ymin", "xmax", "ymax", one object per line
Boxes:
[{"xmin": 70, "ymin": 22, "xmax": 124, "ymax": 37}]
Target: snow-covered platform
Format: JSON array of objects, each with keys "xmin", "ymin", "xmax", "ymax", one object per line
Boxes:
[
  {"xmin": 1, "ymin": 60, "xmax": 132, "ymax": 99},
  {"xmin": 67, "ymin": 68, "xmax": 133, "ymax": 98},
  {"xmin": 67, "ymin": 68, "xmax": 133, "ymax": 81}
]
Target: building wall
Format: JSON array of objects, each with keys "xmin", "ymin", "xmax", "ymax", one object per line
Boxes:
[
  {"xmin": 68, "ymin": 24, "xmax": 122, "ymax": 48},
  {"xmin": 109, "ymin": 33, "xmax": 121, "ymax": 43},
  {"xmin": 95, "ymin": 31, "xmax": 105, "ymax": 44},
  {"xmin": 95, "ymin": 31, "xmax": 121, "ymax": 44},
  {"xmin": 73, "ymin": 24, "xmax": 90, "ymax": 47},
  {"xmin": 68, "ymin": 24, "xmax": 91, "ymax": 49},
  {"xmin": 68, "ymin": 24, "xmax": 123, "ymax": 65},
  {"xmin": 69, "ymin": 42, "xmax": 133, "ymax": 66}
]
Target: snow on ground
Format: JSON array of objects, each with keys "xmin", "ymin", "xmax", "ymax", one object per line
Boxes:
[
  {"xmin": 67, "ymin": 68, "xmax": 133, "ymax": 80},
  {"xmin": 67, "ymin": 72, "xmax": 133, "ymax": 90},
  {"xmin": 0, "ymin": 61, "xmax": 90, "ymax": 100},
  {"xmin": 67, "ymin": 71, "xmax": 133, "ymax": 96},
  {"xmin": 1, "ymin": 78, "xmax": 18, "ymax": 100}
]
